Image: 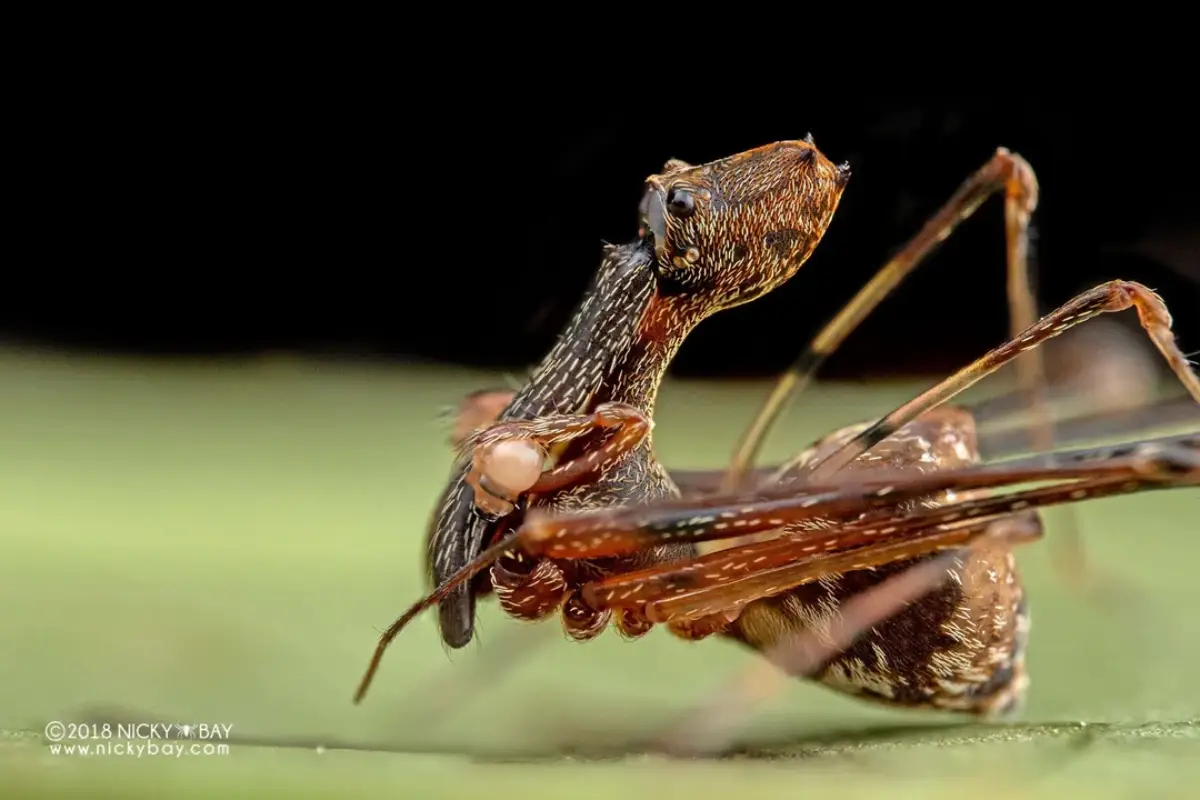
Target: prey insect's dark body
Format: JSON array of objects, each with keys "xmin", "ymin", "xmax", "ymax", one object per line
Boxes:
[{"xmin": 362, "ymin": 137, "xmax": 1200, "ymax": 723}]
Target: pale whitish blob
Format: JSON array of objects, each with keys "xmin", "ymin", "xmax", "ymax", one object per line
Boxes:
[
  {"xmin": 480, "ymin": 439, "xmax": 546, "ymax": 497},
  {"xmin": 468, "ymin": 438, "xmax": 548, "ymax": 518}
]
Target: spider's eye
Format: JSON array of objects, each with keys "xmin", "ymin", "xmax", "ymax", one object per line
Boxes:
[{"xmin": 666, "ymin": 187, "xmax": 695, "ymax": 218}]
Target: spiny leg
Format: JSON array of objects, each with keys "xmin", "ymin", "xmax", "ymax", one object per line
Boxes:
[
  {"xmin": 520, "ymin": 432, "xmax": 1198, "ymax": 568},
  {"xmin": 575, "ymin": 445, "xmax": 1195, "ymax": 625},
  {"xmin": 724, "ymin": 148, "xmax": 1041, "ymax": 490},
  {"xmin": 534, "ymin": 437, "xmax": 1194, "ymax": 640},
  {"xmin": 353, "ymin": 434, "xmax": 1197, "ymax": 702},
  {"xmin": 614, "ymin": 480, "xmax": 1139, "ymax": 623}
]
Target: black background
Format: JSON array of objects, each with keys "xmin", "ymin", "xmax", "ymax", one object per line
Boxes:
[{"xmin": 9, "ymin": 88, "xmax": 1198, "ymax": 380}]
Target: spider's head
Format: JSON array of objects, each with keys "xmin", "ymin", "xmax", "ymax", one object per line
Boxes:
[{"xmin": 637, "ymin": 139, "xmax": 850, "ymax": 315}]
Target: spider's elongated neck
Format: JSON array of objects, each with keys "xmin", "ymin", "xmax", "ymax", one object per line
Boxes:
[{"xmin": 596, "ymin": 293, "xmax": 705, "ymax": 420}]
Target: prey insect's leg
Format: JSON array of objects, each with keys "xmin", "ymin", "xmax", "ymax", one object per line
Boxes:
[
  {"xmin": 461, "ymin": 401, "xmax": 651, "ymax": 518},
  {"xmin": 800, "ymin": 281, "xmax": 1200, "ymax": 483},
  {"xmin": 725, "ymin": 148, "xmax": 1041, "ymax": 490}
]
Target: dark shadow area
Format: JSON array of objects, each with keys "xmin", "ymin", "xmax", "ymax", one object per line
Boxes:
[{"xmin": 9, "ymin": 89, "xmax": 1199, "ymax": 379}]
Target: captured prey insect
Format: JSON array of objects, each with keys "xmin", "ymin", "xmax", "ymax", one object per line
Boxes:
[{"xmin": 355, "ymin": 137, "xmax": 1200, "ymax": 737}]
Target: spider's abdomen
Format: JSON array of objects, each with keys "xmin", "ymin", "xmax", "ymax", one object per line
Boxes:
[
  {"xmin": 724, "ymin": 405, "xmax": 1034, "ymax": 715},
  {"xmin": 730, "ymin": 543, "xmax": 1031, "ymax": 715}
]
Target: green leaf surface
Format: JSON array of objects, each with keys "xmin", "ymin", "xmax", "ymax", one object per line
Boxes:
[{"xmin": 1, "ymin": 349, "xmax": 1197, "ymax": 798}]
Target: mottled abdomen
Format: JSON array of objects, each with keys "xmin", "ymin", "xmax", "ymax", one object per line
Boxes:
[
  {"xmin": 731, "ymin": 547, "xmax": 1031, "ymax": 714},
  {"xmin": 724, "ymin": 406, "xmax": 1036, "ymax": 715}
]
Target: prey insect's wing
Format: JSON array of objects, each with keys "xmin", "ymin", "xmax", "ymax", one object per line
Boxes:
[{"xmin": 976, "ymin": 393, "xmax": 1200, "ymax": 460}]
